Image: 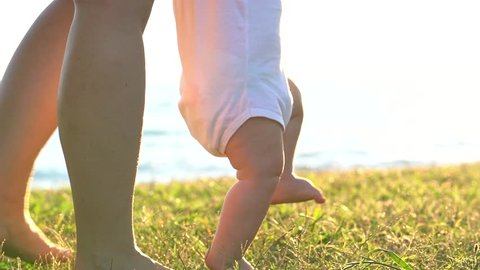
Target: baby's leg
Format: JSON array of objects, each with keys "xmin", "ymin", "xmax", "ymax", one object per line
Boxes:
[
  {"xmin": 270, "ymin": 79, "xmax": 326, "ymax": 205},
  {"xmin": 205, "ymin": 118, "xmax": 284, "ymax": 270}
]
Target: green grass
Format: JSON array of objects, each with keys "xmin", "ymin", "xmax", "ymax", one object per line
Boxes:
[{"xmin": 1, "ymin": 163, "xmax": 480, "ymax": 269}]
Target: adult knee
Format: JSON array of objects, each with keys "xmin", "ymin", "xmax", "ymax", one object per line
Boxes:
[{"xmin": 73, "ymin": 0, "xmax": 154, "ymax": 31}]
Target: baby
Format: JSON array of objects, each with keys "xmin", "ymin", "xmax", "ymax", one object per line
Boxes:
[{"xmin": 174, "ymin": 0, "xmax": 325, "ymax": 269}]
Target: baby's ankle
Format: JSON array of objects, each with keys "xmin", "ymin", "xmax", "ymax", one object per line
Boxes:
[
  {"xmin": 205, "ymin": 251, "xmax": 222, "ymax": 270},
  {"xmin": 280, "ymin": 172, "xmax": 295, "ymax": 181},
  {"xmin": 205, "ymin": 251, "xmax": 236, "ymax": 270}
]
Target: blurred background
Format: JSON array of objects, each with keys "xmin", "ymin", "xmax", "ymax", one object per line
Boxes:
[{"xmin": 1, "ymin": 0, "xmax": 480, "ymax": 189}]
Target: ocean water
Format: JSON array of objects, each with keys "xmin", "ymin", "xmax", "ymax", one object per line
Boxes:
[
  {"xmin": 31, "ymin": 78, "xmax": 480, "ymax": 189},
  {"xmin": 2, "ymin": 0, "xmax": 479, "ymax": 189}
]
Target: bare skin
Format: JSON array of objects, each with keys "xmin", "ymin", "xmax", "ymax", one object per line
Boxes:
[
  {"xmin": 205, "ymin": 118, "xmax": 285, "ymax": 270},
  {"xmin": 271, "ymin": 79, "xmax": 326, "ymax": 205},
  {"xmin": 0, "ymin": 0, "xmax": 73, "ymax": 262},
  {"xmin": 58, "ymin": 0, "xmax": 169, "ymax": 268},
  {"xmin": 203, "ymin": 81, "xmax": 326, "ymax": 269},
  {"xmin": 1, "ymin": 0, "xmax": 322, "ymax": 268},
  {"xmin": 1, "ymin": 0, "xmax": 171, "ymax": 268}
]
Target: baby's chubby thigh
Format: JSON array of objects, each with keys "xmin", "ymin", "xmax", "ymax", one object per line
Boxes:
[{"xmin": 225, "ymin": 117, "xmax": 285, "ymax": 191}]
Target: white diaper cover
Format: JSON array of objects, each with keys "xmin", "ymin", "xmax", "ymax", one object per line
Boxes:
[{"xmin": 174, "ymin": 0, "xmax": 292, "ymax": 156}]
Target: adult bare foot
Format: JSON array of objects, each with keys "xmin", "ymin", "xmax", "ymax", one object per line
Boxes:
[
  {"xmin": 271, "ymin": 174, "xmax": 326, "ymax": 205},
  {"xmin": 74, "ymin": 248, "xmax": 172, "ymax": 270},
  {"xmin": 0, "ymin": 212, "xmax": 71, "ymax": 263}
]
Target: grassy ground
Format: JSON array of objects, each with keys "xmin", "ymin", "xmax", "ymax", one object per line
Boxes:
[{"xmin": 1, "ymin": 163, "xmax": 480, "ymax": 269}]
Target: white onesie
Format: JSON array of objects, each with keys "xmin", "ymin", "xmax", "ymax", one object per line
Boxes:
[{"xmin": 173, "ymin": 0, "xmax": 293, "ymax": 157}]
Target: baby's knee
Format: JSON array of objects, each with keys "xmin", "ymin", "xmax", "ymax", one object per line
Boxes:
[
  {"xmin": 257, "ymin": 152, "xmax": 284, "ymax": 179},
  {"xmin": 236, "ymin": 149, "xmax": 284, "ymax": 190},
  {"xmin": 226, "ymin": 117, "xmax": 285, "ymax": 186}
]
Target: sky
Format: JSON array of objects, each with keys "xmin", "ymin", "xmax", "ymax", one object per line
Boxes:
[
  {"xmin": 1, "ymin": 0, "xmax": 480, "ymax": 149},
  {"xmin": 2, "ymin": 1, "xmax": 480, "ymax": 77}
]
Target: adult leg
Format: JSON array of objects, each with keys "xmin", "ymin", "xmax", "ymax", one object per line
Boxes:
[
  {"xmin": 58, "ymin": 0, "xmax": 169, "ymax": 268},
  {"xmin": 205, "ymin": 118, "xmax": 284, "ymax": 270},
  {"xmin": 0, "ymin": 0, "xmax": 73, "ymax": 262},
  {"xmin": 270, "ymin": 79, "xmax": 326, "ymax": 204}
]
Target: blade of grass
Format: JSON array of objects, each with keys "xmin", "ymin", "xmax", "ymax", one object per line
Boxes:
[{"xmin": 373, "ymin": 248, "xmax": 414, "ymax": 270}]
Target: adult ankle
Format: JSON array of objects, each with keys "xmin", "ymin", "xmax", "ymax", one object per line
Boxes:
[
  {"xmin": 75, "ymin": 247, "xmax": 158, "ymax": 270},
  {"xmin": 0, "ymin": 190, "xmax": 28, "ymax": 217},
  {"xmin": 0, "ymin": 205, "xmax": 26, "ymax": 222}
]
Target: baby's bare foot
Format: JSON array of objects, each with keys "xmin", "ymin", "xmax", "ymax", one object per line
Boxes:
[
  {"xmin": 239, "ymin": 257, "xmax": 255, "ymax": 270},
  {"xmin": 271, "ymin": 174, "xmax": 326, "ymax": 205},
  {"xmin": 205, "ymin": 249, "xmax": 253, "ymax": 270},
  {"xmin": 0, "ymin": 213, "xmax": 72, "ymax": 263}
]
